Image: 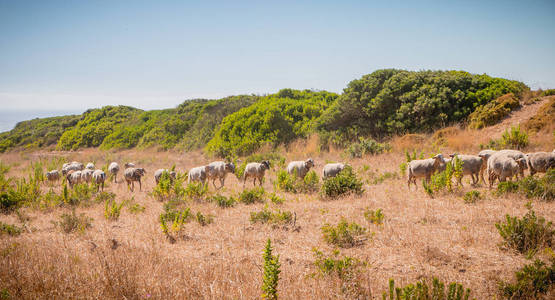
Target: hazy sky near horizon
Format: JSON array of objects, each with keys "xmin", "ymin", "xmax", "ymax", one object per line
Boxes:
[{"xmin": 1, "ymin": 0, "xmax": 554, "ymax": 112}]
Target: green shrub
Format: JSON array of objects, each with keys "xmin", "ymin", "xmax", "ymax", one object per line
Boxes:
[
  {"xmin": 496, "ymin": 170, "xmax": 554, "ymax": 201},
  {"xmin": 159, "ymin": 203, "xmax": 192, "ymax": 241},
  {"xmin": 468, "ymin": 93, "xmax": 520, "ymax": 129},
  {"xmin": 66, "ymin": 183, "xmax": 94, "ymax": 206},
  {"xmin": 321, "ymin": 218, "xmax": 367, "ymax": 248},
  {"xmin": 0, "ymin": 192, "xmax": 20, "ymax": 213},
  {"xmin": 261, "ymin": 239, "xmax": 280, "ymax": 300},
  {"xmin": 184, "ymin": 182, "xmax": 208, "ymax": 202},
  {"xmin": 364, "ymin": 208, "xmax": 384, "ymax": 225},
  {"xmin": 269, "ymin": 193, "xmax": 285, "ymax": 205},
  {"xmin": 495, "ymin": 208, "xmax": 554, "ymax": 255},
  {"xmin": 463, "ymin": 190, "xmax": 482, "ymax": 204},
  {"xmin": 195, "ymin": 212, "xmax": 213, "ymax": 226},
  {"xmin": 321, "ymin": 166, "xmax": 364, "ymax": 198},
  {"xmin": 250, "ymin": 206, "xmax": 293, "ymax": 225},
  {"xmin": 277, "ymin": 169, "xmax": 320, "ymax": 193},
  {"xmin": 499, "ymin": 125, "xmax": 529, "ymax": 150},
  {"xmin": 346, "ymin": 137, "xmax": 390, "ymax": 158},
  {"xmin": 499, "ymin": 257, "xmax": 555, "ymax": 299},
  {"xmin": 104, "ymin": 199, "xmax": 125, "ymax": 221},
  {"xmin": 276, "ymin": 169, "xmax": 297, "ymax": 192},
  {"xmin": 55, "ymin": 209, "xmax": 92, "ymax": 234},
  {"xmin": 210, "ymin": 194, "xmax": 236, "ymax": 208},
  {"xmin": 383, "ymin": 278, "xmax": 472, "ymax": 300},
  {"xmin": 312, "ymin": 248, "xmax": 364, "ymax": 280},
  {"xmin": 239, "ymin": 187, "xmax": 265, "ymax": 204},
  {"xmin": 423, "ymin": 157, "xmax": 463, "ymax": 197},
  {"xmin": 0, "ymin": 221, "xmax": 22, "ymax": 236},
  {"xmin": 128, "ymin": 203, "xmax": 145, "ymax": 214},
  {"xmin": 540, "ymin": 89, "xmax": 555, "ymax": 96}
]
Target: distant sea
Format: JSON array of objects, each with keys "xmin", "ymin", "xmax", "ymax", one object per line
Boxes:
[{"xmin": 0, "ymin": 109, "xmax": 83, "ymax": 133}]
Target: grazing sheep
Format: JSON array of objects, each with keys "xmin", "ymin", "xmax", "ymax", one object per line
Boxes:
[
  {"xmin": 407, "ymin": 154, "xmax": 446, "ymax": 190},
  {"xmin": 496, "ymin": 149, "xmax": 528, "ymax": 179},
  {"xmin": 125, "ymin": 162, "xmax": 135, "ymax": 168},
  {"xmin": 243, "ymin": 161, "xmax": 271, "ymax": 187},
  {"xmin": 108, "ymin": 162, "xmax": 120, "ymax": 183},
  {"xmin": 287, "ymin": 158, "xmax": 315, "ymax": 179},
  {"xmin": 487, "ymin": 152, "xmax": 526, "ymax": 188},
  {"xmin": 86, "ymin": 163, "xmax": 95, "ymax": 170},
  {"xmin": 45, "ymin": 170, "xmax": 60, "ymax": 184},
  {"xmin": 81, "ymin": 169, "xmax": 94, "ymax": 183},
  {"xmin": 154, "ymin": 169, "xmax": 177, "ymax": 184},
  {"xmin": 323, "ymin": 163, "xmax": 345, "ymax": 179},
  {"xmin": 124, "ymin": 168, "xmax": 146, "ymax": 192},
  {"xmin": 62, "ymin": 161, "xmax": 84, "ymax": 176},
  {"xmin": 435, "ymin": 157, "xmax": 452, "ymax": 173},
  {"xmin": 188, "ymin": 166, "xmax": 209, "ymax": 185},
  {"xmin": 206, "ymin": 161, "xmax": 235, "ymax": 189},
  {"xmin": 526, "ymin": 152, "xmax": 555, "ymax": 176},
  {"xmin": 66, "ymin": 170, "xmax": 83, "ymax": 188},
  {"xmin": 478, "ymin": 149, "xmax": 497, "ymax": 184},
  {"xmin": 449, "ymin": 154, "xmax": 483, "ymax": 186},
  {"xmin": 92, "ymin": 169, "xmax": 106, "ymax": 192}
]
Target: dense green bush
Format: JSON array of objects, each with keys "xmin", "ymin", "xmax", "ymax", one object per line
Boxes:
[
  {"xmin": 238, "ymin": 187, "xmax": 265, "ymax": 204},
  {"xmin": 321, "ymin": 166, "xmax": 364, "ymax": 198},
  {"xmin": 276, "ymin": 169, "xmax": 319, "ymax": 193},
  {"xmin": 321, "ymin": 218, "xmax": 367, "ymax": 248},
  {"xmin": 499, "ymin": 125, "xmax": 529, "ymax": 150},
  {"xmin": 383, "ymin": 278, "xmax": 472, "ymax": 300},
  {"xmin": 346, "ymin": 137, "xmax": 390, "ymax": 158},
  {"xmin": 0, "ymin": 221, "xmax": 22, "ymax": 236},
  {"xmin": 250, "ymin": 206, "xmax": 293, "ymax": 225},
  {"xmin": 499, "ymin": 257, "xmax": 555, "ymax": 299},
  {"xmin": 317, "ymin": 69, "xmax": 527, "ymax": 140},
  {"xmin": 468, "ymin": 93, "xmax": 520, "ymax": 129},
  {"xmin": 496, "ymin": 169, "xmax": 554, "ymax": 201},
  {"xmin": 312, "ymin": 248, "xmax": 364, "ymax": 280},
  {"xmin": 495, "ymin": 208, "xmax": 554, "ymax": 254},
  {"xmin": 209, "ymin": 194, "xmax": 236, "ymax": 208}
]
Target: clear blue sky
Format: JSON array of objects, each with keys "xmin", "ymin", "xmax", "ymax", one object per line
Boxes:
[{"xmin": 1, "ymin": 0, "xmax": 554, "ymax": 111}]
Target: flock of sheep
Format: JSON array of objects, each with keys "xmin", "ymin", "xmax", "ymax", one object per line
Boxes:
[
  {"xmin": 406, "ymin": 149, "xmax": 555, "ymax": 190},
  {"xmin": 42, "ymin": 149, "xmax": 553, "ymax": 193}
]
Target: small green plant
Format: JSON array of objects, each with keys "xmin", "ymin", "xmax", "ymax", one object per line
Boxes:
[
  {"xmin": 496, "ymin": 170, "xmax": 554, "ymax": 201},
  {"xmin": 321, "ymin": 218, "xmax": 367, "ymax": 248},
  {"xmin": 499, "ymin": 125, "xmax": 529, "ymax": 150},
  {"xmin": 463, "ymin": 190, "xmax": 482, "ymax": 204},
  {"xmin": 184, "ymin": 182, "xmax": 208, "ymax": 202},
  {"xmin": 95, "ymin": 191, "xmax": 116, "ymax": 203},
  {"xmin": 302, "ymin": 170, "xmax": 320, "ymax": 192},
  {"xmin": 495, "ymin": 208, "xmax": 554, "ymax": 255},
  {"xmin": 321, "ymin": 166, "xmax": 364, "ymax": 198},
  {"xmin": 346, "ymin": 137, "xmax": 391, "ymax": 158},
  {"xmin": 364, "ymin": 208, "xmax": 384, "ymax": 225},
  {"xmin": 65, "ymin": 183, "xmax": 94, "ymax": 206},
  {"xmin": 382, "ymin": 278, "xmax": 472, "ymax": 300},
  {"xmin": 423, "ymin": 157, "xmax": 463, "ymax": 197},
  {"xmin": 195, "ymin": 212, "xmax": 213, "ymax": 226},
  {"xmin": 269, "ymin": 193, "xmax": 285, "ymax": 205},
  {"xmin": 250, "ymin": 206, "xmax": 293, "ymax": 225},
  {"xmin": 276, "ymin": 169, "xmax": 319, "ymax": 193},
  {"xmin": 159, "ymin": 203, "xmax": 192, "ymax": 241},
  {"xmin": 55, "ymin": 209, "xmax": 92, "ymax": 234},
  {"xmin": 104, "ymin": 199, "xmax": 125, "ymax": 221},
  {"xmin": 499, "ymin": 257, "xmax": 555, "ymax": 299},
  {"xmin": 261, "ymin": 238, "xmax": 280, "ymax": 300},
  {"xmin": 128, "ymin": 203, "xmax": 145, "ymax": 214},
  {"xmin": 210, "ymin": 194, "xmax": 236, "ymax": 208},
  {"xmin": 312, "ymin": 248, "xmax": 364, "ymax": 280},
  {"xmin": 400, "ymin": 150, "xmax": 424, "ymax": 174},
  {"xmin": 0, "ymin": 221, "xmax": 22, "ymax": 236},
  {"xmin": 239, "ymin": 187, "xmax": 265, "ymax": 204}
]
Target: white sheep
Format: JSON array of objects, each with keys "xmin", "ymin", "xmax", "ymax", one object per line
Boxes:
[
  {"xmin": 92, "ymin": 169, "xmax": 106, "ymax": 192},
  {"xmin": 487, "ymin": 152, "xmax": 526, "ymax": 188},
  {"xmin": 407, "ymin": 154, "xmax": 445, "ymax": 190},
  {"xmin": 108, "ymin": 162, "xmax": 120, "ymax": 183},
  {"xmin": 188, "ymin": 166, "xmax": 208, "ymax": 185},
  {"xmin": 45, "ymin": 170, "xmax": 60, "ymax": 185},
  {"xmin": 85, "ymin": 162, "xmax": 95, "ymax": 170},
  {"xmin": 243, "ymin": 161, "xmax": 271, "ymax": 187},
  {"xmin": 124, "ymin": 168, "xmax": 146, "ymax": 192},
  {"xmin": 477, "ymin": 149, "xmax": 497, "ymax": 184},
  {"xmin": 206, "ymin": 161, "xmax": 235, "ymax": 189},
  {"xmin": 154, "ymin": 169, "xmax": 177, "ymax": 184},
  {"xmin": 323, "ymin": 163, "xmax": 345, "ymax": 179},
  {"xmin": 526, "ymin": 152, "xmax": 555, "ymax": 176},
  {"xmin": 286, "ymin": 158, "xmax": 314, "ymax": 179},
  {"xmin": 81, "ymin": 169, "xmax": 94, "ymax": 183},
  {"xmin": 449, "ymin": 154, "xmax": 483, "ymax": 186},
  {"xmin": 66, "ymin": 170, "xmax": 83, "ymax": 188}
]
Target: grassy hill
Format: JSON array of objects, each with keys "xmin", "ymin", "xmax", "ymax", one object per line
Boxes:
[{"xmin": 0, "ymin": 69, "xmax": 530, "ymax": 155}]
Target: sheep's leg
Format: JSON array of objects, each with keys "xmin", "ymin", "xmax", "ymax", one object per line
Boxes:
[
  {"xmin": 212, "ymin": 178, "xmax": 218, "ymax": 189},
  {"xmin": 219, "ymin": 177, "xmax": 225, "ymax": 189},
  {"xmin": 139, "ymin": 179, "xmax": 142, "ymax": 191}
]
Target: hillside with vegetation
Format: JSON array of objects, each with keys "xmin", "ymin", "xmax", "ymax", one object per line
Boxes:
[{"xmin": 0, "ymin": 69, "xmax": 532, "ymax": 155}]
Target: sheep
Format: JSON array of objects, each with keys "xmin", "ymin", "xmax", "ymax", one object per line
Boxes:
[
  {"xmin": 323, "ymin": 163, "xmax": 345, "ymax": 179},
  {"xmin": 125, "ymin": 162, "xmax": 135, "ymax": 168},
  {"xmin": 92, "ymin": 169, "xmax": 106, "ymax": 192},
  {"xmin": 206, "ymin": 161, "xmax": 235, "ymax": 189},
  {"xmin": 526, "ymin": 152, "xmax": 555, "ymax": 176},
  {"xmin": 154, "ymin": 169, "xmax": 177, "ymax": 184},
  {"xmin": 497, "ymin": 149, "xmax": 528, "ymax": 178},
  {"xmin": 86, "ymin": 163, "xmax": 95, "ymax": 170},
  {"xmin": 188, "ymin": 166, "xmax": 208, "ymax": 185},
  {"xmin": 66, "ymin": 170, "xmax": 83, "ymax": 188},
  {"xmin": 478, "ymin": 149, "xmax": 497, "ymax": 184},
  {"xmin": 81, "ymin": 169, "xmax": 94, "ymax": 183},
  {"xmin": 449, "ymin": 154, "xmax": 483, "ymax": 186},
  {"xmin": 286, "ymin": 158, "xmax": 314, "ymax": 179},
  {"xmin": 407, "ymin": 154, "xmax": 445, "ymax": 190},
  {"xmin": 124, "ymin": 168, "xmax": 146, "ymax": 192},
  {"xmin": 487, "ymin": 152, "xmax": 526, "ymax": 188},
  {"xmin": 243, "ymin": 161, "xmax": 271, "ymax": 187},
  {"xmin": 108, "ymin": 162, "xmax": 120, "ymax": 183},
  {"xmin": 62, "ymin": 161, "xmax": 84, "ymax": 176},
  {"xmin": 435, "ymin": 157, "xmax": 452, "ymax": 173},
  {"xmin": 45, "ymin": 170, "xmax": 60, "ymax": 185}
]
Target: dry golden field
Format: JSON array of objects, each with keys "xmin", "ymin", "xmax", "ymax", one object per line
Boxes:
[{"xmin": 0, "ymin": 102, "xmax": 554, "ymax": 299}]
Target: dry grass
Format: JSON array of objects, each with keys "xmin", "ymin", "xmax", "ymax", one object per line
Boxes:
[{"xmin": 1, "ymin": 140, "xmax": 554, "ymax": 299}]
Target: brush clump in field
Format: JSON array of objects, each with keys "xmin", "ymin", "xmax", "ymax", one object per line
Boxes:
[
  {"xmin": 463, "ymin": 190, "xmax": 482, "ymax": 204},
  {"xmin": 499, "ymin": 257, "xmax": 555, "ymax": 299},
  {"xmin": 104, "ymin": 199, "xmax": 125, "ymax": 221},
  {"xmin": 239, "ymin": 187, "xmax": 265, "ymax": 204},
  {"xmin": 423, "ymin": 156, "xmax": 463, "ymax": 198},
  {"xmin": 250, "ymin": 206, "xmax": 293, "ymax": 225},
  {"xmin": 54, "ymin": 209, "xmax": 92, "ymax": 234},
  {"xmin": 209, "ymin": 194, "xmax": 236, "ymax": 208},
  {"xmin": 363, "ymin": 208, "xmax": 384, "ymax": 225},
  {"xmin": 276, "ymin": 169, "xmax": 319, "ymax": 193},
  {"xmin": 312, "ymin": 248, "xmax": 365, "ymax": 280},
  {"xmin": 495, "ymin": 207, "xmax": 554, "ymax": 255},
  {"xmin": 345, "ymin": 137, "xmax": 390, "ymax": 158},
  {"xmin": 320, "ymin": 166, "xmax": 364, "ymax": 198},
  {"xmin": 496, "ymin": 169, "xmax": 554, "ymax": 201},
  {"xmin": 468, "ymin": 93, "xmax": 521, "ymax": 129},
  {"xmin": 261, "ymin": 238, "xmax": 280, "ymax": 300},
  {"xmin": 0, "ymin": 221, "xmax": 22, "ymax": 236},
  {"xmin": 383, "ymin": 277, "xmax": 472, "ymax": 300},
  {"xmin": 321, "ymin": 218, "xmax": 367, "ymax": 248}
]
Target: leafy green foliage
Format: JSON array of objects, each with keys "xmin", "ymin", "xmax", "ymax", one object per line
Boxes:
[
  {"xmin": 195, "ymin": 212, "xmax": 213, "ymax": 226},
  {"xmin": 250, "ymin": 206, "xmax": 293, "ymax": 225},
  {"xmin": 276, "ymin": 169, "xmax": 320, "ymax": 193},
  {"xmin": 321, "ymin": 166, "xmax": 364, "ymax": 198},
  {"xmin": 152, "ymin": 171, "xmax": 187, "ymax": 201},
  {"xmin": 468, "ymin": 93, "xmax": 520, "ymax": 129},
  {"xmin": 207, "ymin": 89, "xmax": 338, "ymax": 157},
  {"xmin": 209, "ymin": 194, "xmax": 236, "ymax": 208},
  {"xmin": 495, "ymin": 208, "xmax": 554, "ymax": 254},
  {"xmin": 382, "ymin": 278, "xmax": 472, "ymax": 300},
  {"xmin": 499, "ymin": 125, "xmax": 529, "ymax": 150},
  {"xmin": 238, "ymin": 187, "xmax": 265, "ymax": 204},
  {"xmin": 312, "ymin": 248, "xmax": 365, "ymax": 280},
  {"xmin": 463, "ymin": 190, "xmax": 482, "ymax": 204},
  {"xmin": 399, "ymin": 149, "xmax": 424, "ymax": 175},
  {"xmin": 54, "ymin": 209, "xmax": 92, "ymax": 234},
  {"xmin": 0, "ymin": 221, "xmax": 22, "ymax": 236},
  {"xmin": 364, "ymin": 208, "xmax": 384, "ymax": 225},
  {"xmin": 321, "ymin": 218, "xmax": 367, "ymax": 248},
  {"xmin": 159, "ymin": 202, "xmax": 192, "ymax": 242},
  {"xmin": 261, "ymin": 239, "xmax": 280, "ymax": 300},
  {"xmin": 318, "ymin": 69, "xmax": 527, "ymax": 141},
  {"xmin": 423, "ymin": 157, "xmax": 463, "ymax": 197},
  {"xmin": 104, "ymin": 199, "xmax": 125, "ymax": 221},
  {"xmin": 496, "ymin": 169, "xmax": 554, "ymax": 201},
  {"xmin": 499, "ymin": 257, "xmax": 555, "ymax": 299},
  {"xmin": 346, "ymin": 137, "xmax": 391, "ymax": 158},
  {"xmin": 184, "ymin": 182, "xmax": 208, "ymax": 202}
]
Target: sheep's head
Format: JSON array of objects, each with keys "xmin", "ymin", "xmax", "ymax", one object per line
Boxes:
[
  {"xmin": 261, "ymin": 160, "xmax": 270, "ymax": 170},
  {"xmin": 136, "ymin": 168, "xmax": 146, "ymax": 176},
  {"xmin": 432, "ymin": 154, "xmax": 445, "ymax": 168},
  {"xmin": 448, "ymin": 153, "xmax": 458, "ymax": 158},
  {"xmin": 225, "ymin": 162, "xmax": 235, "ymax": 173},
  {"xmin": 305, "ymin": 158, "xmax": 314, "ymax": 169},
  {"xmin": 169, "ymin": 171, "xmax": 177, "ymax": 179},
  {"xmin": 125, "ymin": 162, "xmax": 135, "ymax": 168}
]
